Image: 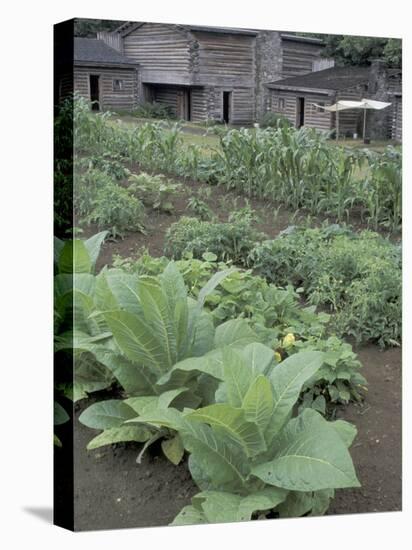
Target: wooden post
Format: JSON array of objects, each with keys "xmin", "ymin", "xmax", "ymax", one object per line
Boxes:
[
  {"xmin": 363, "ymin": 108, "xmax": 367, "ymax": 142},
  {"xmin": 336, "ymin": 108, "xmax": 339, "ymax": 142}
]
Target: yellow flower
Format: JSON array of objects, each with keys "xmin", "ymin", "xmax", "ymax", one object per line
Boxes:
[
  {"xmin": 274, "ymin": 351, "xmax": 282, "ymax": 363},
  {"xmin": 282, "ymin": 333, "xmax": 295, "ymax": 348}
]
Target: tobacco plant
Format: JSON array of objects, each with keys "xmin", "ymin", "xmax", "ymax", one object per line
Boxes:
[{"xmin": 124, "ymin": 345, "xmax": 360, "ymax": 523}]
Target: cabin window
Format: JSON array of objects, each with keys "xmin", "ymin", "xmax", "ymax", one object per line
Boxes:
[
  {"xmin": 278, "ymin": 98, "xmax": 285, "ymax": 110},
  {"xmin": 315, "ymin": 102, "xmax": 325, "ymax": 113},
  {"xmin": 113, "ymin": 79, "xmax": 124, "ymax": 92}
]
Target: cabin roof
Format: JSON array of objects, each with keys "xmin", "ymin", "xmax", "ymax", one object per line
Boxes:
[
  {"xmin": 280, "ymin": 33, "xmax": 324, "ymax": 45},
  {"xmin": 116, "ymin": 21, "xmax": 258, "ymax": 37},
  {"xmin": 266, "ymin": 66, "xmax": 373, "ymax": 92},
  {"xmin": 74, "ymin": 38, "xmax": 137, "ymax": 66}
]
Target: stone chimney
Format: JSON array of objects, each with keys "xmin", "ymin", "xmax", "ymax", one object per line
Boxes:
[{"xmin": 367, "ymin": 59, "xmax": 390, "ymax": 139}]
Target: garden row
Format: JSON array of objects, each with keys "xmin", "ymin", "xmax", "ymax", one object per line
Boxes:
[{"xmin": 64, "ymin": 94, "xmax": 402, "ymax": 233}]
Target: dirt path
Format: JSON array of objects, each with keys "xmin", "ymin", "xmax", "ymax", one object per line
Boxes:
[{"xmin": 63, "ymin": 344, "xmax": 401, "ymax": 531}]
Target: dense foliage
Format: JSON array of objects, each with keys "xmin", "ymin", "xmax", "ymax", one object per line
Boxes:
[
  {"xmin": 249, "ymin": 225, "xmax": 401, "ymax": 347},
  {"xmin": 165, "ymin": 209, "xmax": 266, "ymax": 264}
]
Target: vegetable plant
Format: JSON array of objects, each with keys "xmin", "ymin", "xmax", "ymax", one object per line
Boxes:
[{"xmin": 125, "ymin": 345, "xmax": 360, "ymax": 524}]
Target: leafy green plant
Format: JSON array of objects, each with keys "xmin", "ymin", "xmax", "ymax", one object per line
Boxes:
[
  {"xmin": 186, "ymin": 196, "xmax": 215, "ymax": 221},
  {"xmin": 165, "ymin": 214, "xmax": 266, "ymax": 265},
  {"xmin": 128, "ymin": 172, "xmax": 181, "ymax": 213},
  {"xmin": 70, "ymin": 262, "xmax": 235, "ymax": 453},
  {"xmin": 84, "ymin": 183, "xmax": 146, "ymax": 236},
  {"xmin": 258, "ymin": 112, "xmax": 292, "ymax": 129},
  {"xmin": 132, "ymin": 101, "xmax": 176, "ymax": 120},
  {"xmin": 125, "ymin": 345, "xmax": 359, "ymax": 524},
  {"xmin": 54, "ymin": 231, "xmax": 116, "ymax": 402}
]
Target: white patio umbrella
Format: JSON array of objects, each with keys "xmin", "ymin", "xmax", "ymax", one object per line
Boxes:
[{"xmin": 313, "ymin": 98, "xmax": 391, "ymax": 141}]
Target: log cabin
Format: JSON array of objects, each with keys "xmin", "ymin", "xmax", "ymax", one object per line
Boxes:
[
  {"xmin": 73, "ymin": 38, "xmax": 138, "ymax": 111},
  {"xmin": 265, "ymin": 61, "xmax": 402, "ymax": 140},
  {"xmin": 97, "ymin": 22, "xmax": 328, "ymax": 124}
]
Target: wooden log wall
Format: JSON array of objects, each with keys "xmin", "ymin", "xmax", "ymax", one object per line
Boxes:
[
  {"xmin": 191, "ymin": 31, "xmax": 255, "ymax": 87},
  {"xmin": 151, "ymin": 85, "xmax": 179, "ymax": 116},
  {"xmin": 205, "ymin": 87, "xmax": 255, "ymax": 124},
  {"xmin": 123, "ymin": 23, "xmax": 192, "ymax": 85},
  {"xmin": 74, "ymin": 66, "xmax": 137, "ymax": 111},
  {"xmin": 191, "ymin": 87, "xmax": 208, "ymax": 122},
  {"xmin": 268, "ymin": 90, "xmax": 332, "ymax": 131},
  {"xmin": 281, "ymin": 41, "xmax": 324, "ymax": 77}
]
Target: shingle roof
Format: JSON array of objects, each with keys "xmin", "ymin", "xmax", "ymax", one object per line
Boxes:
[
  {"xmin": 280, "ymin": 33, "xmax": 324, "ymax": 45},
  {"xmin": 74, "ymin": 38, "xmax": 136, "ymax": 66},
  {"xmin": 266, "ymin": 66, "xmax": 371, "ymax": 92}
]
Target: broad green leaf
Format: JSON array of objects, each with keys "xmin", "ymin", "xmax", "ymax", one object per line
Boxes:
[
  {"xmin": 222, "ymin": 347, "xmax": 253, "ymax": 407},
  {"xmin": 159, "ymin": 262, "xmax": 187, "ymax": 313},
  {"xmin": 138, "ymin": 278, "xmax": 177, "ymax": 366},
  {"xmin": 84, "ymin": 231, "xmax": 108, "ymax": 270},
  {"xmin": 126, "ymin": 406, "xmax": 183, "ymax": 431},
  {"xmin": 161, "ymin": 434, "xmax": 185, "ymax": 465},
  {"xmin": 242, "ymin": 375, "xmax": 273, "ymax": 432},
  {"xmin": 95, "ymin": 270, "xmax": 142, "ymax": 316},
  {"xmin": 277, "ymin": 491, "xmax": 313, "ymax": 518},
  {"xmin": 197, "ymin": 269, "xmax": 234, "ymax": 311},
  {"xmin": 265, "ymin": 351, "xmax": 324, "ymax": 442},
  {"xmin": 87, "ymin": 425, "xmax": 152, "ymax": 450},
  {"xmin": 187, "ymin": 403, "xmax": 266, "ymax": 457},
  {"xmin": 252, "ymin": 409, "xmax": 360, "ymax": 491},
  {"xmin": 157, "ymin": 351, "xmax": 223, "ymax": 387},
  {"xmin": 79, "ymin": 400, "xmax": 136, "ymax": 430},
  {"xmin": 67, "ymin": 331, "xmax": 158, "ymax": 396},
  {"xmin": 241, "ymin": 342, "xmax": 275, "ymax": 377},
  {"xmin": 189, "ymin": 309, "xmax": 215, "ymax": 357},
  {"xmin": 192, "ymin": 487, "xmax": 287, "ymax": 523},
  {"xmin": 59, "ymin": 240, "xmax": 91, "ymax": 274},
  {"xmin": 330, "ymin": 419, "xmax": 358, "ymax": 448},
  {"xmin": 180, "ymin": 420, "xmax": 249, "ymax": 492},
  {"xmin": 54, "ymin": 402, "xmax": 69, "ymax": 425},
  {"xmin": 104, "ymin": 310, "xmax": 168, "ymax": 377},
  {"xmin": 214, "ymin": 319, "xmax": 258, "ymax": 349},
  {"xmin": 54, "ymin": 434, "xmax": 62, "ymax": 447},
  {"xmin": 170, "ymin": 505, "xmax": 207, "ymax": 526}
]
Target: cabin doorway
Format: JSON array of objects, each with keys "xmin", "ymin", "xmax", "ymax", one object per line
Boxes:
[
  {"xmin": 177, "ymin": 88, "xmax": 192, "ymax": 121},
  {"xmin": 89, "ymin": 75, "xmax": 100, "ymax": 111},
  {"xmin": 223, "ymin": 91, "xmax": 232, "ymax": 123},
  {"xmin": 296, "ymin": 97, "xmax": 305, "ymax": 128}
]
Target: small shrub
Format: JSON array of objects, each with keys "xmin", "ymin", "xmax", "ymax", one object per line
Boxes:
[
  {"xmin": 132, "ymin": 101, "xmax": 176, "ymax": 120},
  {"xmin": 85, "ymin": 183, "xmax": 146, "ymax": 235},
  {"xmin": 258, "ymin": 112, "xmax": 292, "ymax": 129},
  {"xmin": 186, "ymin": 196, "xmax": 215, "ymax": 221},
  {"xmin": 128, "ymin": 172, "xmax": 181, "ymax": 212},
  {"xmin": 165, "ymin": 213, "xmax": 265, "ymax": 265}
]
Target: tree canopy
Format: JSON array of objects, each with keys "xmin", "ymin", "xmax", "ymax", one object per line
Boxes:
[{"xmin": 301, "ymin": 33, "xmax": 401, "ymax": 67}]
